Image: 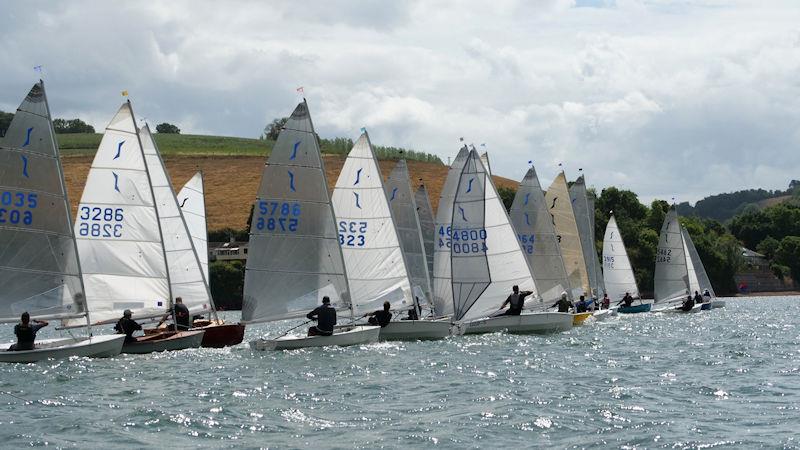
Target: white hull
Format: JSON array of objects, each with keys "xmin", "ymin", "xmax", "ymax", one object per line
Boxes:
[
  {"xmin": 0, "ymin": 334, "xmax": 125, "ymax": 363},
  {"xmin": 458, "ymin": 312, "xmax": 573, "ymax": 335},
  {"xmin": 250, "ymin": 325, "xmax": 380, "ymax": 351},
  {"xmin": 122, "ymin": 330, "xmax": 205, "ymax": 354},
  {"xmin": 378, "ymin": 319, "xmax": 451, "ymax": 341},
  {"xmin": 654, "ymin": 303, "xmax": 703, "ymax": 314},
  {"xmin": 592, "ymin": 307, "xmax": 617, "ymax": 320}
]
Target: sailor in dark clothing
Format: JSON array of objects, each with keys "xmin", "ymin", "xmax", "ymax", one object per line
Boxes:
[
  {"xmin": 114, "ymin": 309, "xmax": 142, "ymax": 343},
  {"xmin": 495, "ymin": 285, "xmax": 533, "ymax": 316},
  {"xmin": 368, "ymin": 301, "xmax": 393, "ymax": 327},
  {"xmin": 158, "ymin": 297, "xmax": 192, "ymax": 331},
  {"xmin": 551, "ymin": 292, "xmax": 573, "ymax": 313},
  {"xmin": 307, "ymin": 296, "xmax": 337, "ymax": 336},
  {"xmin": 403, "ymin": 298, "xmax": 420, "ymax": 320},
  {"xmin": 681, "ymin": 295, "xmax": 695, "ymax": 311},
  {"xmin": 693, "ymin": 290, "xmax": 704, "ymax": 305},
  {"xmin": 601, "ymin": 293, "xmax": 611, "ymax": 310},
  {"xmin": 8, "ymin": 312, "xmax": 48, "ymax": 351},
  {"xmin": 618, "ymin": 292, "xmax": 634, "ymax": 308},
  {"xmin": 575, "ymin": 295, "xmax": 588, "ymax": 313},
  {"xmin": 703, "ymin": 289, "xmax": 712, "ymax": 300}
]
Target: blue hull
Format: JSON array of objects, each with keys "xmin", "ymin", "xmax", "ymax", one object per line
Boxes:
[
  {"xmin": 700, "ymin": 303, "xmax": 712, "ymax": 311},
  {"xmin": 619, "ymin": 303, "xmax": 652, "ymax": 314}
]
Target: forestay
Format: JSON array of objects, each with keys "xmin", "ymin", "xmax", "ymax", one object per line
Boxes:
[
  {"xmin": 140, "ymin": 126, "xmax": 212, "ymax": 316},
  {"xmin": 654, "ymin": 208, "xmax": 689, "ymax": 305},
  {"xmin": 602, "ymin": 214, "xmax": 640, "ymax": 301},
  {"xmin": 509, "ymin": 167, "xmax": 572, "ymax": 304},
  {"xmin": 242, "ymin": 101, "xmax": 350, "ymax": 323},
  {"xmin": 177, "ymin": 172, "xmax": 209, "ymax": 283},
  {"xmin": 415, "ymin": 184, "xmax": 435, "ymax": 287},
  {"xmin": 683, "ymin": 227, "xmax": 716, "ymax": 297},
  {"xmin": 385, "ymin": 160, "xmax": 433, "ymax": 306},
  {"xmin": 332, "ymin": 132, "xmax": 414, "ymax": 314},
  {"xmin": 432, "ymin": 147, "xmax": 469, "ymax": 317},
  {"xmin": 545, "ymin": 172, "xmax": 589, "ymax": 297},
  {"xmin": 75, "ymin": 102, "xmax": 171, "ymax": 325},
  {"xmin": 681, "ymin": 227, "xmax": 702, "ymax": 296},
  {"xmin": 570, "ymin": 175, "xmax": 603, "ymax": 297},
  {"xmin": 0, "ymin": 81, "xmax": 86, "ymax": 323}
]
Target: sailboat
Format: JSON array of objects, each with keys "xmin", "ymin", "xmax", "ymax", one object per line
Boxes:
[
  {"xmin": 414, "ymin": 184, "xmax": 435, "ymax": 286},
  {"xmin": 509, "ymin": 166, "xmax": 572, "ymax": 305},
  {"xmin": 602, "ymin": 213, "xmax": 649, "ymax": 314},
  {"xmin": 569, "ymin": 175, "xmax": 605, "ymax": 299},
  {"xmin": 74, "ymin": 101, "xmax": 205, "ymax": 353},
  {"xmin": 141, "ymin": 134, "xmax": 245, "ymax": 347},
  {"xmin": 451, "ymin": 150, "xmax": 573, "ymax": 335},
  {"xmin": 545, "ymin": 172, "xmax": 590, "ymax": 299},
  {"xmin": 243, "ymin": 101, "xmax": 379, "ymax": 350},
  {"xmin": 681, "ymin": 227, "xmax": 724, "ymax": 309},
  {"xmin": 652, "ymin": 207, "xmax": 701, "ymax": 313},
  {"xmin": 0, "ymin": 81, "xmax": 124, "ymax": 363},
  {"xmin": 332, "ymin": 133, "xmax": 450, "ymax": 340}
]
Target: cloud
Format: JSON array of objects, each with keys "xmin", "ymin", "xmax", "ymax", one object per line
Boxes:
[{"xmin": 2, "ymin": 0, "xmax": 800, "ymax": 204}]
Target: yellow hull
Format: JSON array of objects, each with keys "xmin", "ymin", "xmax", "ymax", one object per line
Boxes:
[{"xmin": 572, "ymin": 312, "xmax": 593, "ymax": 325}]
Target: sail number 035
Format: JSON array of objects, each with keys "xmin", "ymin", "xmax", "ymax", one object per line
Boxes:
[
  {"xmin": 77, "ymin": 206, "xmax": 124, "ymax": 237},
  {"xmin": 0, "ymin": 191, "xmax": 37, "ymax": 225},
  {"xmin": 256, "ymin": 201, "xmax": 300, "ymax": 232}
]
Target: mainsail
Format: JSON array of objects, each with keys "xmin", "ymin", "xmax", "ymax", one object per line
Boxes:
[
  {"xmin": 570, "ymin": 175, "xmax": 604, "ymax": 297},
  {"xmin": 545, "ymin": 172, "xmax": 590, "ymax": 296},
  {"xmin": 177, "ymin": 172, "xmax": 209, "ymax": 283},
  {"xmin": 0, "ymin": 81, "xmax": 86, "ymax": 322},
  {"xmin": 681, "ymin": 227, "xmax": 702, "ymax": 296},
  {"xmin": 140, "ymin": 125, "xmax": 213, "ymax": 316},
  {"xmin": 602, "ymin": 214, "xmax": 640, "ymax": 301},
  {"xmin": 414, "ymin": 184, "xmax": 435, "ymax": 286},
  {"xmin": 385, "ymin": 159, "xmax": 433, "ymax": 306},
  {"xmin": 75, "ymin": 102, "xmax": 171, "ymax": 325},
  {"xmin": 331, "ymin": 132, "xmax": 414, "ymax": 314},
  {"xmin": 653, "ymin": 208, "xmax": 689, "ymax": 305},
  {"xmin": 683, "ymin": 227, "xmax": 716, "ymax": 297},
  {"xmin": 242, "ymin": 101, "xmax": 350, "ymax": 323},
  {"xmin": 509, "ymin": 166, "xmax": 572, "ymax": 303},
  {"xmin": 432, "ymin": 147, "xmax": 469, "ymax": 317}
]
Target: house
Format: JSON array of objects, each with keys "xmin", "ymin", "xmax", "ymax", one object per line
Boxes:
[
  {"xmin": 734, "ymin": 246, "xmax": 792, "ymax": 293},
  {"xmin": 209, "ymin": 238, "xmax": 249, "ymax": 262}
]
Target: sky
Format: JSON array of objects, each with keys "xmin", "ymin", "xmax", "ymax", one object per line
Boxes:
[{"xmin": 2, "ymin": 0, "xmax": 800, "ymax": 204}]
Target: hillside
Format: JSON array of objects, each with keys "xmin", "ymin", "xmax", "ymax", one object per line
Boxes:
[
  {"xmin": 676, "ymin": 184, "xmax": 799, "ymax": 222},
  {"xmin": 61, "ymin": 155, "xmax": 518, "ymax": 230}
]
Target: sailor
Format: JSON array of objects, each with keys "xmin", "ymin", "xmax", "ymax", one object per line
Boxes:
[
  {"xmin": 404, "ymin": 299, "xmax": 420, "ymax": 321},
  {"xmin": 551, "ymin": 292, "xmax": 573, "ymax": 313},
  {"xmin": 8, "ymin": 312, "xmax": 48, "ymax": 351},
  {"xmin": 157, "ymin": 297, "xmax": 192, "ymax": 331},
  {"xmin": 307, "ymin": 296, "xmax": 337, "ymax": 336},
  {"xmin": 114, "ymin": 309, "xmax": 142, "ymax": 343},
  {"xmin": 497, "ymin": 285, "xmax": 533, "ymax": 316},
  {"xmin": 601, "ymin": 293, "xmax": 611, "ymax": 310},
  {"xmin": 618, "ymin": 292, "xmax": 634, "ymax": 308},
  {"xmin": 575, "ymin": 295, "xmax": 588, "ymax": 313},
  {"xmin": 703, "ymin": 289, "xmax": 712, "ymax": 300},
  {"xmin": 693, "ymin": 290, "xmax": 704, "ymax": 304},
  {"xmin": 368, "ymin": 301, "xmax": 393, "ymax": 327},
  {"xmin": 681, "ymin": 295, "xmax": 695, "ymax": 311}
]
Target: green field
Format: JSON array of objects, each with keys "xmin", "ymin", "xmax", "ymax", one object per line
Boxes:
[{"xmin": 57, "ymin": 133, "xmax": 272, "ymax": 157}]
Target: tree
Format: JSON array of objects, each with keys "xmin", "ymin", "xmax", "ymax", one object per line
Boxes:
[
  {"xmin": 53, "ymin": 118, "xmax": 95, "ymax": 133},
  {"xmin": 756, "ymin": 236, "xmax": 780, "ymax": 259},
  {"xmin": 156, "ymin": 122, "xmax": 180, "ymax": 134},
  {"xmin": 261, "ymin": 117, "xmax": 288, "ymax": 140},
  {"xmin": 209, "ymin": 260, "xmax": 245, "ymax": 310},
  {"xmin": 497, "ymin": 187, "xmax": 516, "ymax": 212},
  {"xmin": 0, "ymin": 110, "xmax": 13, "ymax": 137},
  {"xmin": 775, "ymin": 236, "xmax": 800, "ymax": 286}
]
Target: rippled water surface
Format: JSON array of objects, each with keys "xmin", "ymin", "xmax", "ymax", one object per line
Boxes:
[{"xmin": 1, "ymin": 297, "xmax": 799, "ymax": 448}]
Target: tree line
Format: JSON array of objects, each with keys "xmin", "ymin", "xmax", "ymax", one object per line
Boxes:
[{"xmin": 1, "ymin": 109, "xmax": 180, "ymax": 136}]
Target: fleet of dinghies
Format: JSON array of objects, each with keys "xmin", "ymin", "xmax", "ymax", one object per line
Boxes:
[{"xmin": 1, "ymin": 87, "xmax": 726, "ymax": 360}]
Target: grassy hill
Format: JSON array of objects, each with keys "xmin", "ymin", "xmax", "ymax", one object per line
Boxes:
[{"xmin": 58, "ymin": 133, "xmax": 271, "ymax": 157}]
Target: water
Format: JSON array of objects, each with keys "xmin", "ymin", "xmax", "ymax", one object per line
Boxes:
[{"xmin": 1, "ymin": 297, "xmax": 798, "ymax": 448}]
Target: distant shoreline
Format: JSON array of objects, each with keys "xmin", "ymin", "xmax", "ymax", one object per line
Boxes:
[{"xmin": 736, "ymin": 291, "xmax": 800, "ymax": 297}]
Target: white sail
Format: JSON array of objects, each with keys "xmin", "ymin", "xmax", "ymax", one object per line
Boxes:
[
  {"xmin": 177, "ymin": 172, "xmax": 209, "ymax": 283},
  {"xmin": 570, "ymin": 175, "xmax": 603, "ymax": 297},
  {"xmin": 509, "ymin": 167, "xmax": 572, "ymax": 304},
  {"xmin": 452, "ymin": 150, "xmax": 538, "ymax": 322},
  {"xmin": 75, "ymin": 102, "xmax": 171, "ymax": 325},
  {"xmin": 432, "ymin": 147, "xmax": 469, "ymax": 317},
  {"xmin": 479, "ymin": 151, "xmax": 492, "ymax": 176},
  {"xmin": 414, "ymin": 184, "xmax": 435, "ymax": 287},
  {"xmin": 140, "ymin": 126, "xmax": 212, "ymax": 316},
  {"xmin": 385, "ymin": 159, "xmax": 433, "ymax": 307},
  {"xmin": 653, "ymin": 208, "xmax": 689, "ymax": 305},
  {"xmin": 681, "ymin": 227, "xmax": 701, "ymax": 296},
  {"xmin": 588, "ymin": 197, "xmax": 605, "ymax": 295},
  {"xmin": 332, "ymin": 132, "xmax": 414, "ymax": 314},
  {"xmin": 545, "ymin": 172, "xmax": 589, "ymax": 297},
  {"xmin": 242, "ymin": 101, "xmax": 350, "ymax": 323},
  {"xmin": 683, "ymin": 227, "xmax": 716, "ymax": 297},
  {"xmin": 0, "ymin": 81, "xmax": 86, "ymax": 322},
  {"xmin": 601, "ymin": 214, "xmax": 640, "ymax": 301}
]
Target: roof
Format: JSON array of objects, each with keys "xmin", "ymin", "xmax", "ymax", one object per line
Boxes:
[{"xmin": 740, "ymin": 247, "xmax": 765, "ymax": 258}]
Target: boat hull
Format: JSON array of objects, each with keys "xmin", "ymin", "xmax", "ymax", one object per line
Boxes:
[
  {"xmin": 122, "ymin": 330, "xmax": 205, "ymax": 354},
  {"xmin": 460, "ymin": 312, "xmax": 573, "ymax": 335},
  {"xmin": 197, "ymin": 323, "xmax": 246, "ymax": 348},
  {"xmin": 592, "ymin": 308, "xmax": 617, "ymax": 320},
  {"xmin": 0, "ymin": 334, "xmax": 125, "ymax": 363},
  {"xmin": 619, "ymin": 303, "xmax": 652, "ymax": 314},
  {"xmin": 655, "ymin": 303, "xmax": 703, "ymax": 314},
  {"xmin": 250, "ymin": 325, "xmax": 380, "ymax": 351},
  {"xmin": 378, "ymin": 319, "xmax": 451, "ymax": 341},
  {"xmin": 572, "ymin": 312, "xmax": 593, "ymax": 325}
]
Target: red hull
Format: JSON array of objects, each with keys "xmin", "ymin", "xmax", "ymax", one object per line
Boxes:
[{"xmin": 199, "ymin": 323, "xmax": 246, "ymax": 348}]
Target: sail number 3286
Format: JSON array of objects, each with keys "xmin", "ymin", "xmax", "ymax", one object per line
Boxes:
[{"xmin": 77, "ymin": 206, "xmax": 124, "ymax": 237}]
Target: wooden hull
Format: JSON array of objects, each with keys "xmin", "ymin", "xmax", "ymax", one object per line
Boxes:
[
  {"xmin": 459, "ymin": 312, "xmax": 573, "ymax": 335},
  {"xmin": 619, "ymin": 303, "xmax": 652, "ymax": 314},
  {"xmin": 250, "ymin": 325, "xmax": 380, "ymax": 351},
  {"xmin": 197, "ymin": 323, "xmax": 246, "ymax": 348},
  {"xmin": 122, "ymin": 330, "xmax": 205, "ymax": 354},
  {"xmin": 378, "ymin": 319, "xmax": 451, "ymax": 341},
  {"xmin": 0, "ymin": 334, "xmax": 125, "ymax": 363},
  {"xmin": 572, "ymin": 312, "xmax": 593, "ymax": 325}
]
